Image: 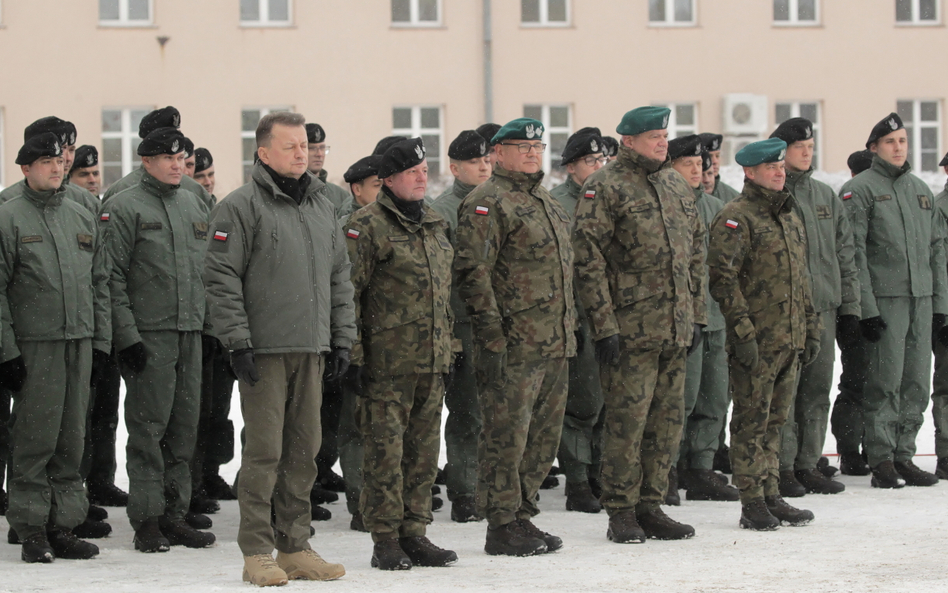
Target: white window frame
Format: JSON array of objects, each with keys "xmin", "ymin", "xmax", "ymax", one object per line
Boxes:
[
  {"xmin": 648, "ymin": 0, "xmax": 697, "ymax": 27},
  {"xmin": 240, "ymin": 0, "xmax": 293, "ymax": 27},
  {"xmin": 241, "ymin": 106, "xmax": 292, "ymax": 183},
  {"xmin": 898, "ymin": 99, "xmax": 942, "ymax": 172},
  {"xmin": 895, "ymin": 0, "xmax": 941, "ymax": 24},
  {"xmin": 392, "ymin": 105, "xmax": 444, "ymax": 175},
  {"xmin": 655, "ymin": 102, "xmax": 699, "ymax": 139},
  {"xmin": 523, "ymin": 104, "xmax": 572, "ymax": 173},
  {"xmin": 773, "ymin": 0, "xmax": 821, "ymax": 25},
  {"xmin": 520, "ymin": 0, "xmax": 571, "ymax": 27},
  {"xmin": 391, "ymin": 0, "xmax": 443, "ymax": 27},
  {"xmin": 99, "ymin": 0, "xmax": 153, "ymax": 27},
  {"xmin": 101, "ymin": 107, "xmax": 152, "ymax": 191},
  {"xmin": 775, "ymin": 101, "xmax": 823, "ymax": 170}
]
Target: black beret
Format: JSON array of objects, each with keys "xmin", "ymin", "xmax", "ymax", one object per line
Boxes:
[
  {"xmin": 378, "ymin": 137, "xmax": 426, "ymax": 179},
  {"xmin": 449, "ymin": 130, "xmax": 491, "ymax": 160},
  {"xmin": 24, "ymin": 116, "xmax": 77, "ymax": 146},
  {"xmin": 373, "ymin": 135, "xmax": 407, "ymax": 156},
  {"xmin": 138, "ymin": 127, "xmax": 188, "ymax": 157},
  {"xmin": 306, "ymin": 123, "xmax": 326, "ymax": 144},
  {"xmin": 139, "ymin": 106, "xmax": 181, "ymax": 139},
  {"xmin": 194, "ymin": 148, "xmax": 213, "ymax": 174},
  {"xmin": 701, "ymin": 150, "xmax": 712, "ymax": 172},
  {"xmin": 476, "ymin": 123, "xmax": 502, "ymax": 145},
  {"xmin": 344, "ymin": 155, "xmax": 382, "ymax": 183},
  {"xmin": 667, "ymin": 134, "xmax": 704, "ymax": 162},
  {"xmin": 72, "ymin": 145, "xmax": 98, "ymax": 171},
  {"xmin": 847, "ymin": 150, "xmax": 874, "ymax": 175},
  {"xmin": 939, "ymin": 151, "xmax": 948, "ymax": 167},
  {"xmin": 866, "ymin": 112, "xmax": 904, "ymax": 149},
  {"xmin": 698, "ymin": 133, "xmax": 724, "ymax": 153},
  {"xmin": 183, "ymin": 137, "xmax": 195, "ymax": 159},
  {"xmin": 16, "ymin": 132, "xmax": 63, "ymax": 165},
  {"xmin": 601, "ymin": 136, "xmax": 619, "ymax": 157},
  {"xmin": 560, "ymin": 128, "xmax": 604, "ymax": 167},
  {"xmin": 770, "ymin": 117, "xmax": 814, "ymax": 145}
]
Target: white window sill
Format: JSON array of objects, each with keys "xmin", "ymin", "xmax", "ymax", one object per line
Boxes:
[
  {"xmin": 894, "ymin": 20, "xmax": 942, "ymax": 26},
  {"xmin": 390, "ymin": 22, "xmax": 444, "ymax": 29},
  {"xmin": 98, "ymin": 22, "xmax": 156, "ymax": 28},
  {"xmin": 520, "ymin": 22, "xmax": 572, "ymax": 28},
  {"xmin": 647, "ymin": 21, "xmax": 697, "ymax": 28},
  {"xmin": 772, "ymin": 21, "xmax": 822, "ymax": 27},
  {"xmin": 240, "ymin": 22, "xmax": 295, "ymax": 28}
]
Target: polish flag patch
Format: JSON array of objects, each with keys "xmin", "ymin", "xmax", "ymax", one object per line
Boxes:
[
  {"xmin": 842, "ymin": 191, "xmax": 852, "ymax": 200},
  {"xmin": 725, "ymin": 219, "xmax": 739, "ymax": 229},
  {"xmin": 475, "ymin": 205, "xmax": 489, "ymax": 216},
  {"xmin": 584, "ymin": 190, "xmax": 596, "ymax": 200},
  {"xmin": 100, "ymin": 212, "xmax": 110, "ymax": 222},
  {"xmin": 213, "ymin": 230, "xmax": 229, "ymax": 242},
  {"xmin": 346, "ymin": 228, "xmax": 361, "ymax": 239}
]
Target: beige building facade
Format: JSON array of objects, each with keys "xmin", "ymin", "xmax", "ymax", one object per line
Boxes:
[{"xmin": 0, "ymin": 0, "xmax": 946, "ymax": 196}]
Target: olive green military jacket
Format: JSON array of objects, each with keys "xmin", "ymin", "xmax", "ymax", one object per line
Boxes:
[
  {"xmin": 785, "ymin": 168, "xmax": 860, "ymax": 317},
  {"xmin": 0, "ymin": 185, "xmax": 110, "ymax": 360},
  {"xmin": 550, "ymin": 175, "xmax": 583, "ymax": 220},
  {"xmin": 935, "ymin": 180, "xmax": 948, "ymax": 233},
  {"xmin": 0, "ymin": 179, "xmax": 99, "ymax": 216},
  {"xmin": 204, "ymin": 162, "xmax": 355, "ymax": 355},
  {"xmin": 345, "ymin": 188, "xmax": 454, "ymax": 375},
  {"xmin": 707, "ymin": 179, "xmax": 822, "ymax": 351},
  {"xmin": 711, "ymin": 176, "xmax": 740, "ymax": 203},
  {"xmin": 693, "ymin": 187, "xmax": 727, "ymax": 333},
  {"xmin": 572, "ymin": 147, "xmax": 708, "ymax": 351},
  {"xmin": 431, "ymin": 179, "xmax": 478, "ymax": 325},
  {"xmin": 104, "ymin": 171, "xmax": 209, "ymax": 350},
  {"xmin": 102, "ymin": 166, "xmax": 214, "ymax": 209},
  {"xmin": 841, "ymin": 156, "xmax": 948, "ymax": 319},
  {"xmin": 316, "ymin": 169, "xmax": 354, "ymax": 217},
  {"xmin": 454, "ymin": 167, "xmax": 577, "ymax": 361}
]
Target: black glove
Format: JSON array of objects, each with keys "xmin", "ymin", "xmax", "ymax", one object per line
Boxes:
[
  {"xmin": 201, "ymin": 334, "xmax": 220, "ymax": 361},
  {"xmin": 230, "ymin": 348, "xmax": 260, "ymax": 386},
  {"xmin": 118, "ymin": 342, "xmax": 147, "ymax": 373},
  {"xmin": 0, "ymin": 356, "xmax": 27, "ymax": 392},
  {"xmin": 574, "ymin": 329, "xmax": 585, "ymax": 354},
  {"xmin": 859, "ymin": 316, "xmax": 887, "ymax": 343},
  {"xmin": 687, "ymin": 323, "xmax": 703, "ymax": 356},
  {"xmin": 733, "ymin": 340, "xmax": 759, "ymax": 370},
  {"xmin": 594, "ymin": 335, "xmax": 620, "ymax": 366},
  {"xmin": 934, "ymin": 313, "xmax": 948, "ymax": 349},
  {"xmin": 90, "ymin": 348, "xmax": 111, "ymax": 387},
  {"xmin": 324, "ymin": 347, "xmax": 351, "ymax": 383},
  {"xmin": 344, "ymin": 364, "xmax": 365, "ymax": 396},
  {"xmin": 836, "ymin": 314, "xmax": 861, "ymax": 349},
  {"xmin": 444, "ymin": 361, "xmax": 457, "ymax": 392}
]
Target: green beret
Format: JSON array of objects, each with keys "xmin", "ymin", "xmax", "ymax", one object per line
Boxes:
[
  {"xmin": 616, "ymin": 106, "xmax": 670, "ymax": 136},
  {"xmin": 491, "ymin": 118, "xmax": 545, "ymax": 144},
  {"xmin": 735, "ymin": 138, "xmax": 787, "ymax": 167}
]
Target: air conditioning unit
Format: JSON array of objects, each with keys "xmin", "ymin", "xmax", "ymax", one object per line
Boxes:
[
  {"xmin": 722, "ymin": 136, "xmax": 761, "ymax": 166},
  {"xmin": 722, "ymin": 94, "xmax": 769, "ymax": 135}
]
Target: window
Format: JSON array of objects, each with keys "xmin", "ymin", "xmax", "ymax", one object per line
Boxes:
[
  {"xmin": 774, "ymin": 0, "xmax": 819, "ymax": 24},
  {"xmin": 896, "ymin": 0, "xmax": 940, "ymax": 23},
  {"xmin": 655, "ymin": 103, "xmax": 698, "ymax": 139},
  {"xmin": 897, "ymin": 100, "xmax": 941, "ymax": 172},
  {"xmin": 649, "ymin": 0, "xmax": 695, "ymax": 25},
  {"xmin": 775, "ymin": 101, "xmax": 822, "ymax": 169},
  {"xmin": 391, "ymin": 0, "xmax": 441, "ymax": 26},
  {"xmin": 521, "ymin": 0, "xmax": 569, "ymax": 26},
  {"xmin": 523, "ymin": 104, "xmax": 571, "ymax": 172},
  {"xmin": 101, "ymin": 108, "xmax": 150, "ymax": 191},
  {"xmin": 240, "ymin": 0, "xmax": 292, "ymax": 26},
  {"xmin": 392, "ymin": 106, "xmax": 443, "ymax": 176},
  {"xmin": 241, "ymin": 107, "xmax": 291, "ymax": 183},
  {"xmin": 99, "ymin": 0, "xmax": 152, "ymax": 26}
]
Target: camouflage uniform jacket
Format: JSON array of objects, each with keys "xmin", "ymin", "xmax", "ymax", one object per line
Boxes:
[
  {"xmin": 572, "ymin": 146, "xmax": 707, "ymax": 350},
  {"xmin": 0, "ymin": 179, "xmax": 99, "ymax": 216},
  {"xmin": 102, "ymin": 166, "xmax": 214, "ymax": 209},
  {"xmin": 454, "ymin": 167, "xmax": 577, "ymax": 361},
  {"xmin": 693, "ymin": 187, "xmax": 726, "ymax": 333},
  {"xmin": 841, "ymin": 155, "xmax": 948, "ymax": 318},
  {"xmin": 785, "ymin": 168, "xmax": 860, "ymax": 317},
  {"xmin": 707, "ymin": 179, "xmax": 822, "ymax": 351},
  {"xmin": 711, "ymin": 176, "xmax": 740, "ymax": 203},
  {"xmin": 345, "ymin": 188, "xmax": 455, "ymax": 376},
  {"xmin": 431, "ymin": 179, "xmax": 477, "ymax": 325}
]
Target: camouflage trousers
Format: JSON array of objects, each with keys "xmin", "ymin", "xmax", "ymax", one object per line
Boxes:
[
  {"xmin": 443, "ymin": 322, "xmax": 481, "ymax": 500},
  {"xmin": 558, "ymin": 317, "xmax": 604, "ymax": 485},
  {"xmin": 780, "ymin": 311, "xmax": 836, "ymax": 471},
  {"xmin": 679, "ymin": 329, "xmax": 729, "ymax": 470},
  {"xmin": 932, "ymin": 334, "xmax": 948, "ymax": 459},
  {"xmin": 729, "ymin": 347, "xmax": 798, "ymax": 503},
  {"xmin": 359, "ymin": 372, "xmax": 443, "ymax": 543},
  {"xmin": 831, "ymin": 332, "xmax": 869, "ymax": 456},
  {"xmin": 476, "ymin": 357, "xmax": 567, "ymax": 529},
  {"xmin": 600, "ymin": 346, "xmax": 686, "ymax": 515}
]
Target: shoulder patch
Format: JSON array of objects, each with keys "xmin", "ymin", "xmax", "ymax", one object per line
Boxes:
[
  {"xmin": 213, "ymin": 230, "xmax": 229, "ymax": 242},
  {"xmin": 346, "ymin": 228, "xmax": 361, "ymax": 239},
  {"xmin": 100, "ymin": 212, "xmax": 110, "ymax": 222},
  {"xmin": 475, "ymin": 205, "xmax": 489, "ymax": 216},
  {"xmin": 724, "ymin": 219, "xmax": 739, "ymax": 229},
  {"xmin": 584, "ymin": 190, "xmax": 596, "ymax": 200},
  {"xmin": 842, "ymin": 192, "xmax": 852, "ymax": 200}
]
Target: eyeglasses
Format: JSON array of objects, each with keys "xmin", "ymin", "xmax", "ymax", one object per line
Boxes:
[
  {"xmin": 581, "ymin": 156, "xmax": 609, "ymax": 166},
  {"xmin": 311, "ymin": 145, "xmax": 331, "ymax": 154},
  {"xmin": 501, "ymin": 142, "xmax": 546, "ymax": 154}
]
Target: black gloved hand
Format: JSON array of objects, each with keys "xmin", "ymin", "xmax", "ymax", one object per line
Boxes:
[
  {"xmin": 687, "ymin": 323, "xmax": 704, "ymax": 356},
  {"xmin": 444, "ymin": 359, "xmax": 457, "ymax": 392},
  {"xmin": 230, "ymin": 348, "xmax": 260, "ymax": 386},
  {"xmin": 0, "ymin": 356, "xmax": 27, "ymax": 392},
  {"xmin": 836, "ymin": 314, "xmax": 861, "ymax": 349},
  {"xmin": 345, "ymin": 364, "xmax": 365, "ymax": 396},
  {"xmin": 859, "ymin": 316, "xmax": 887, "ymax": 343},
  {"xmin": 594, "ymin": 335, "xmax": 620, "ymax": 366},
  {"xmin": 118, "ymin": 342, "xmax": 147, "ymax": 373},
  {"xmin": 574, "ymin": 329, "xmax": 585, "ymax": 354},
  {"xmin": 324, "ymin": 347, "xmax": 351, "ymax": 383},
  {"xmin": 202, "ymin": 334, "xmax": 220, "ymax": 361},
  {"xmin": 90, "ymin": 348, "xmax": 111, "ymax": 387},
  {"xmin": 933, "ymin": 313, "xmax": 948, "ymax": 349}
]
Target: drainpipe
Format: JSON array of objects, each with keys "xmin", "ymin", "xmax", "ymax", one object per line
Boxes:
[{"xmin": 483, "ymin": 0, "xmax": 493, "ymax": 123}]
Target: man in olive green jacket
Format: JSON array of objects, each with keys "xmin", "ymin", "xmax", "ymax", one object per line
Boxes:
[
  {"xmin": 699, "ymin": 133, "xmax": 740, "ymax": 203},
  {"xmin": 843, "ymin": 113, "xmax": 948, "ymax": 488},
  {"xmin": 931, "ymin": 152, "xmax": 948, "ymax": 480},
  {"xmin": 307, "ymin": 122, "xmax": 353, "ymax": 216}
]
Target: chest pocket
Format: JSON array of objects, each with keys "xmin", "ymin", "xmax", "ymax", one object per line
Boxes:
[{"xmin": 510, "ymin": 204, "xmax": 555, "ymax": 260}]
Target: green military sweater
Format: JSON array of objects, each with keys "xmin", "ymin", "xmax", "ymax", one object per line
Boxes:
[
  {"xmin": 786, "ymin": 168, "xmax": 860, "ymax": 317},
  {"xmin": 711, "ymin": 176, "xmax": 740, "ymax": 203},
  {"xmin": 0, "ymin": 178, "xmax": 99, "ymax": 216},
  {"xmin": 693, "ymin": 187, "xmax": 726, "ymax": 333},
  {"xmin": 431, "ymin": 179, "xmax": 477, "ymax": 325},
  {"xmin": 102, "ymin": 166, "xmax": 214, "ymax": 209},
  {"xmin": 841, "ymin": 155, "xmax": 948, "ymax": 319}
]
